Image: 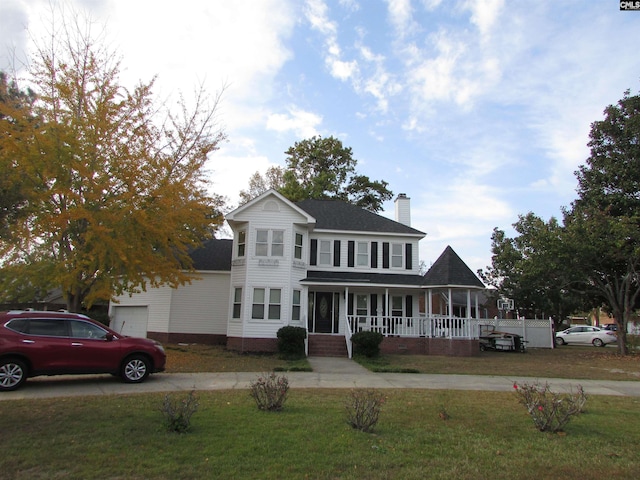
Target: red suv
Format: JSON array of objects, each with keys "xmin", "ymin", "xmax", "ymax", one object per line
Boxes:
[{"xmin": 0, "ymin": 310, "xmax": 166, "ymax": 391}]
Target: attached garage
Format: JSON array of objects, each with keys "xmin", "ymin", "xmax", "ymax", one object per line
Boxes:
[{"xmin": 110, "ymin": 305, "xmax": 149, "ymax": 338}]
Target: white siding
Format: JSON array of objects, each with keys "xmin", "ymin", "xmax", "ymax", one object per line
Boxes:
[
  {"xmin": 169, "ymin": 272, "xmax": 230, "ymax": 334},
  {"xmin": 109, "ymin": 283, "xmax": 172, "ymax": 333},
  {"xmin": 229, "ymin": 195, "xmax": 313, "ymax": 339}
]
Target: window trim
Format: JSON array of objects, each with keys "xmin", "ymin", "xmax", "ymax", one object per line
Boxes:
[
  {"xmin": 232, "ymin": 287, "xmax": 242, "ymax": 319},
  {"xmin": 318, "ymin": 239, "xmax": 332, "ymax": 265},
  {"xmin": 356, "ymin": 241, "xmax": 369, "ymax": 267},
  {"xmin": 237, "ymin": 230, "xmax": 246, "ymax": 258},
  {"xmin": 251, "ymin": 287, "xmax": 283, "ymax": 321},
  {"xmin": 292, "ymin": 289, "xmax": 301, "ymax": 321},
  {"xmin": 294, "ymin": 233, "xmax": 304, "ymax": 260},
  {"xmin": 391, "ymin": 243, "xmax": 403, "ymax": 268}
]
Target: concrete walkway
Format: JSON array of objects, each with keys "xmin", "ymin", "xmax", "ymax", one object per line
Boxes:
[{"xmin": 2, "ymin": 356, "xmax": 640, "ymax": 400}]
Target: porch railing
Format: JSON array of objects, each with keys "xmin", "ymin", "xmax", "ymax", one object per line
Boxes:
[
  {"xmin": 344, "ymin": 315, "xmax": 353, "ymax": 358},
  {"xmin": 345, "ymin": 316, "xmax": 555, "ymax": 348},
  {"xmin": 347, "ymin": 315, "xmax": 478, "ymax": 339}
]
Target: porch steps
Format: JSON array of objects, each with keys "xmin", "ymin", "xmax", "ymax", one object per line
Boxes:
[{"xmin": 308, "ymin": 334, "xmax": 348, "ymax": 357}]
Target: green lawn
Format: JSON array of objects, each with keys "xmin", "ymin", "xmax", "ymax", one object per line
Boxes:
[
  {"xmin": 164, "ymin": 342, "xmax": 640, "ymax": 381},
  {"xmin": 2, "ymin": 344, "xmax": 640, "ymax": 478},
  {"xmin": 1, "ymin": 389, "xmax": 639, "ymax": 479}
]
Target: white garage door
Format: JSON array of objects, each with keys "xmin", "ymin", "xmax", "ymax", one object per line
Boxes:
[{"xmin": 111, "ymin": 306, "xmax": 149, "ymax": 338}]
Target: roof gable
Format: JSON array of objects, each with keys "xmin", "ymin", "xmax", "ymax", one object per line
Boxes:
[
  {"xmin": 225, "ymin": 189, "xmax": 315, "ymax": 227},
  {"xmin": 423, "ymin": 246, "xmax": 484, "ymax": 288},
  {"xmin": 296, "ymin": 199, "xmax": 425, "ymax": 236}
]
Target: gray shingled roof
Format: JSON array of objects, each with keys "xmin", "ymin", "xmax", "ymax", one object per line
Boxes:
[
  {"xmin": 422, "ymin": 246, "xmax": 484, "ymax": 288},
  {"xmin": 303, "ymin": 270, "xmax": 425, "ymax": 286},
  {"xmin": 296, "ymin": 199, "xmax": 425, "ymax": 235},
  {"xmin": 189, "ymin": 239, "xmax": 232, "ymax": 271}
]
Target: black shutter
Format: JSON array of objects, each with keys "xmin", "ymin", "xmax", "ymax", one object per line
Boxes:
[
  {"xmin": 382, "ymin": 242, "xmax": 389, "ymax": 269},
  {"xmin": 334, "ymin": 240, "xmax": 341, "ymax": 267},
  {"xmin": 371, "ymin": 242, "xmax": 378, "ymax": 268},
  {"xmin": 348, "ymin": 241, "xmax": 355, "ymax": 267},
  {"xmin": 348, "ymin": 293, "xmax": 354, "ymax": 315},
  {"xmin": 370, "ymin": 294, "xmax": 377, "ymax": 317},
  {"xmin": 405, "ymin": 296, "xmax": 413, "ymax": 317},
  {"xmin": 405, "ymin": 243, "xmax": 412, "ymax": 270},
  {"xmin": 310, "ymin": 239, "xmax": 317, "ymax": 266}
]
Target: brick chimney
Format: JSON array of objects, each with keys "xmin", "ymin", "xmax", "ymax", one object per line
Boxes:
[{"xmin": 394, "ymin": 193, "xmax": 411, "ymax": 226}]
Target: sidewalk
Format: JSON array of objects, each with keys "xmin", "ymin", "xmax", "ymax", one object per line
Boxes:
[{"xmin": 2, "ymin": 357, "xmax": 640, "ymax": 400}]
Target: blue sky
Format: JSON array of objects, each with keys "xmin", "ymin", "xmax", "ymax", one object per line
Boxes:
[{"xmin": 1, "ymin": 0, "xmax": 639, "ymax": 274}]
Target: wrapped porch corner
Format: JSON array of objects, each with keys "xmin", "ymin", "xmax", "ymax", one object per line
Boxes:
[{"xmin": 343, "ymin": 315, "xmax": 555, "ymax": 358}]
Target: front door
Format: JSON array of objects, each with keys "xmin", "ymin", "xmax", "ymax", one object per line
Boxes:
[{"xmin": 314, "ymin": 292, "xmax": 334, "ymax": 333}]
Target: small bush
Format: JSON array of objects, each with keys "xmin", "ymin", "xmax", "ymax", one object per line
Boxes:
[
  {"xmin": 351, "ymin": 331, "xmax": 384, "ymax": 358},
  {"xmin": 277, "ymin": 326, "xmax": 307, "ymax": 359},
  {"xmin": 513, "ymin": 381, "xmax": 587, "ymax": 433},
  {"xmin": 250, "ymin": 372, "xmax": 290, "ymax": 411},
  {"xmin": 345, "ymin": 389, "xmax": 386, "ymax": 433},
  {"xmin": 159, "ymin": 390, "xmax": 199, "ymax": 433}
]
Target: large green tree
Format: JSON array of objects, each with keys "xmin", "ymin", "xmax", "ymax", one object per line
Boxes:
[
  {"xmin": 483, "ymin": 89, "xmax": 640, "ymax": 354},
  {"xmin": 238, "ymin": 166, "xmax": 285, "ymax": 205},
  {"xmin": 480, "ymin": 214, "xmax": 583, "ymax": 326},
  {"xmin": 241, "ymin": 136, "xmax": 393, "ymax": 212},
  {"xmin": 563, "ymin": 89, "xmax": 640, "ymax": 353},
  {"xmin": 0, "ymin": 17, "xmax": 226, "ymax": 312}
]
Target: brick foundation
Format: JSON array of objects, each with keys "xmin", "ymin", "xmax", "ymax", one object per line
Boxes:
[
  {"xmin": 380, "ymin": 337, "xmax": 479, "ymax": 357},
  {"xmin": 226, "ymin": 336, "xmax": 279, "ymax": 353},
  {"xmin": 147, "ymin": 332, "xmax": 227, "ymax": 346},
  {"xmin": 148, "ymin": 331, "xmax": 478, "ymax": 357}
]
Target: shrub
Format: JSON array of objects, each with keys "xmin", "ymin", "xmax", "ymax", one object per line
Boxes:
[
  {"xmin": 277, "ymin": 326, "xmax": 307, "ymax": 359},
  {"xmin": 159, "ymin": 390, "xmax": 199, "ymax": 433},
  {"xmin": 345, "ymin": 389, "xmax": 386, "ymax": 433},
  {"xmin": 513, "ymin": 381, "xmax": 587, "ymax": 433},
  {"xmin": 351, "ymin": 331, "xmax": 384, "ymax": 358},
  {"xmin": 249, "ymin": 372, "xmax": 290, "ymax": 411}
]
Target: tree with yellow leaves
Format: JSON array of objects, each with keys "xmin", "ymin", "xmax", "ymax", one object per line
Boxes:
[{"xmin": 0, "ymin": 16, "xmax": 226, "ymax": 312}]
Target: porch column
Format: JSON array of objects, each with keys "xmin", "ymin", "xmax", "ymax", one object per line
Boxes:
[
  {"xmin": 466, "ymin": 289, "xmax": 472, "ymax": 319},
  {"xmin": 448, "ymin": 288, "xmax": 453, "ymax": 338}
]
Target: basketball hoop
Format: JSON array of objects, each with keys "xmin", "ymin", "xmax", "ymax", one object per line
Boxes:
[{"xmin": 497, "ymin": 298, "xmax": 514, "ymax": 311}]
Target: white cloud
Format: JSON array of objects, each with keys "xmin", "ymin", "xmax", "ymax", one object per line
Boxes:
[
  {"xmin": 462, "ymin": 0, "xmax": 504, "ymax": 41},
  {"xmin": 266, "ymin": 106, "xmax": 323, "ymax": 138},
  {"xmin": 386, "ymin": 0, "xmax": 416, "ymax": 37}
]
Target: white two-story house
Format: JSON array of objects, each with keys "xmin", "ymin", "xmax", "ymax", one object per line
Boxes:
[{"xmin": 110, "ymin": 190, "xmax": 486, "ymax": 356}]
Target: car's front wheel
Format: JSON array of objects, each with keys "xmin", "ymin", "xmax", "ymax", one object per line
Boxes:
[
  {"xmin": 555, "ymin": 337, "xmax": 565, "ymax": 346},
  {"xmin": 121, "ymin": 355, "xmax": 150, "ymax": 383},
  {"xmin": 0, "ymin": 358, "xmax": 28, "ymax": 391},
  {"xmin": 592, "ymin": 338, "xmax": 605, "ymax": 347}
]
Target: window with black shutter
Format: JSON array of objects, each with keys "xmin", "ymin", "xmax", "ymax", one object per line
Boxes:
[
  {"xmin": 382, "ymin": 242, "xmax": 389, "ymax": 269},
  {"xmin": 310, "ymin": 239, "xmax": 317, "ymax": 266},
  {"xmin": 348, "ymin": 241, "xmax": 355, "ymax": 267}
]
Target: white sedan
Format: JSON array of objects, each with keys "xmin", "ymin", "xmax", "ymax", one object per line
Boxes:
[{"xmin": 555, "ymin": 326, "xmax": 617, "ymax": 347}]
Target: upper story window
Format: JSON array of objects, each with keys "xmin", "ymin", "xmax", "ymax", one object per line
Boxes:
[
  {"xmin": 294, "ymin": 233, "xmax": 304, "ymax": 260},
  {"xmin": 272, "ymin": 230, "xmax": 284, "ymax": 257},
  {"xmin": 356, "ymin": 242, "xmax": 368, "ymax": 267},
  {"xmin": 237, "ymin": 230, "xmax": 246, "ymax": 257},
  {"xmin": 391, "ymin": 243, "xmax": 403, "ymax": 268},
  {"xmin": 256, "ymin": 229, "xmax": 284, "ymax": 257},
  {"xmin": 319, "ymin": 240, "xmax": 331, "ymax": 265}
]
